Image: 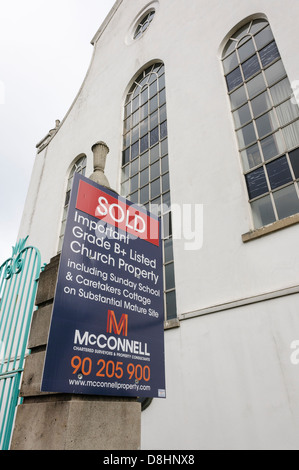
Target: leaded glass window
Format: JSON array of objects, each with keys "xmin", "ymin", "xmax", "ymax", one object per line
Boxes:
[
  {"xmin": 134, "ymin": 10, "xmax": 155, "ymax": 40},
  {"xmin": 222, "ymin": 19, "xmax": 299, "ymax": 229},
  {"xmin": 121, "ymin": 63, "xmax": 177, "ymax": 320},
  {"xmin": 58, "ymin": 155, "xmax": 86, "ymax": 252}
]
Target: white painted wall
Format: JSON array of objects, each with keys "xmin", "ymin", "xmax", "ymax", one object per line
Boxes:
[
  {"xmin": 142, "ymin": 294, "xmax": 299, "ymax": 450},
  {"xmin": 18, "ymin": 0, "xmax": 299, "ymax": 449}
]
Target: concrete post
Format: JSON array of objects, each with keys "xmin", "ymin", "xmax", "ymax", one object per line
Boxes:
[
  {"xmin": 89, "ymin": 141, "xmax": 111, "ymax": 189},
  {"xmin": 10, "ymin": 254, "xmax": 141, "ymax": 450}
]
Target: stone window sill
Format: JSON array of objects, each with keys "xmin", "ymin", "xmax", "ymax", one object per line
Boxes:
[
  {"xmin": 164, "ymin": 318, "xmax": 180, "ymax": 330},
  {"xmin": 242, "ymin": 213, "xmax": 299, "ymax": 243}
]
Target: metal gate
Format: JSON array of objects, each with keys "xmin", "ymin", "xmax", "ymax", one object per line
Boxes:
[{"xmin": 0, "ymin": 237, "xmax": 41, "ymax": 449}]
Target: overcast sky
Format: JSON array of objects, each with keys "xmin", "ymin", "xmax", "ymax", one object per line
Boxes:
[{"xmin": 0, "ymin": 0, "xmax": 115, "ymax": 263}]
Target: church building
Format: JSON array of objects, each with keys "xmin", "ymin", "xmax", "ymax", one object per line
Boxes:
[{"xmin": 17, "ymin": 0, "xmax": 299, "ymax": 449}]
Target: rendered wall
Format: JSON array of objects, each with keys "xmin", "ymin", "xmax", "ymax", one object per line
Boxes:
[{"xmin": 142, "ymin": 293, "xmax": 299, "ymax": 449}]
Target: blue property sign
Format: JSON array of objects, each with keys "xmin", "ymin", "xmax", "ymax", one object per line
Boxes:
[{"xmin": 41, "ymin": 173, "xmax": 166, "ymax": 398}]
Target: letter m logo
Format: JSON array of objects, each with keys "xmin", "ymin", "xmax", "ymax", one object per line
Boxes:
[{"xmin": 107, "ymin": 310, "xmax": 128, "ymax": 336}]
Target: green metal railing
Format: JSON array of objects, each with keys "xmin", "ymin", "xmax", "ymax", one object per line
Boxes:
[{"xmin": 0, "ymin": 237, "xmax": 41, "ymax": 449}]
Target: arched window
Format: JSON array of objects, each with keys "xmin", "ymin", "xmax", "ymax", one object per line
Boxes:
[
  {"xmin": 222, "ymin": 18, "xmax": 299, "ymax": 229},
  {"xmin": 58, "ymin": 155, "xmax": 86, "ymax": 252},
  {"xmin": 121, "ymin": 63, "xmax": 177, "ymax": 320},
  {"xmin": 134, "ymin": 9, "xmax": 155, "ymax": 40}
]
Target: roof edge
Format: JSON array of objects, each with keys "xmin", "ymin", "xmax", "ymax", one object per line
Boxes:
[
  {"xmin": 90, "ymin": 0, "xmax": 123, "ymax": 45},
  {"xmin": 35, "ymin": 0, "xmax": 124, "ymax": 155}
]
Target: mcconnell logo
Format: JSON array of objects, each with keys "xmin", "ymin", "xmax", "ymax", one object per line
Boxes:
[
  {"xmin": 107, "ymin": 310, "xmax": 128, "ymax": 336},
  {"xmin": 74, "ymin": 309, "xmax": 150, "ymax": 356}
]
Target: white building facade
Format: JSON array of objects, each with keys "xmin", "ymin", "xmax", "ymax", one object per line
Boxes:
[{"xmin": 18, "ymin": 0, "xmax": 299, "ymax": 449}]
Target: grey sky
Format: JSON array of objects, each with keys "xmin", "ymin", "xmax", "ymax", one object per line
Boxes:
[{"xmin": 0, "ymin": 0, "xmax": 115, "ymax": 262}]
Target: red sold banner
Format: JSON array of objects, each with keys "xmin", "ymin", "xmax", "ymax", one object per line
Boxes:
[{"xmin": 76, "ymin": 180, "xmax": 159, "ymax": 246}]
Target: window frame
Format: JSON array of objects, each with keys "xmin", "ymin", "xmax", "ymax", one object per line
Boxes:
[
  {"xmin": 121, "ymin": 63, "xmax": 177, "ymax": 321},
  {"xmin": 57, "ymin": 155, "xmax": 87, "ymax": 253},
  {"xmin": 222, "ymin": 18, "xmax": 299, "ymax": 231}
]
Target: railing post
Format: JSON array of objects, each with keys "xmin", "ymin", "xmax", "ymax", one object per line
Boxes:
[{"xmin": 0, "ymin": 240, "xmax": 41, "ymax": 450}]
